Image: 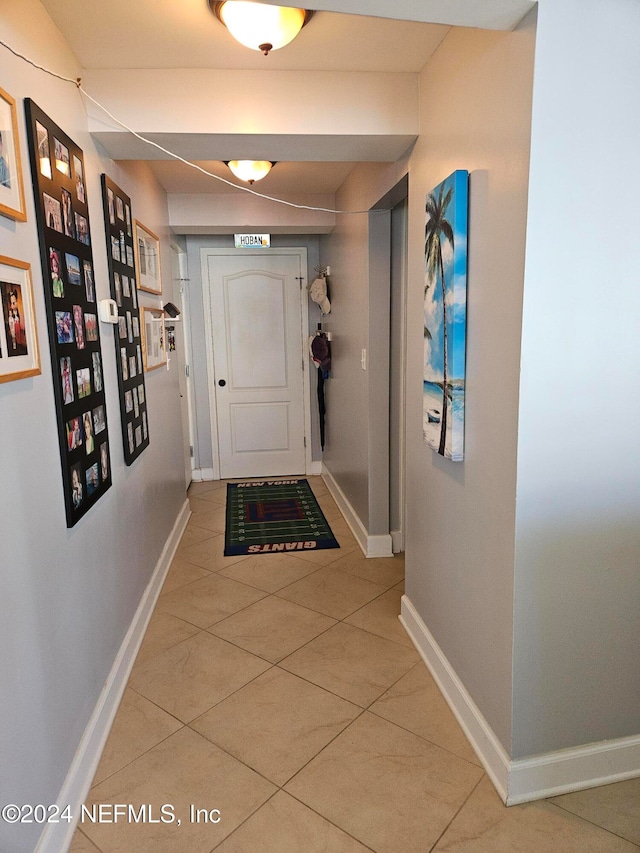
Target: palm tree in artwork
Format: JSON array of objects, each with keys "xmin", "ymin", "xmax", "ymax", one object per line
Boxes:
[{"xmin": 425, "ymin": 183, "xmax": 454, "ymax": 455}]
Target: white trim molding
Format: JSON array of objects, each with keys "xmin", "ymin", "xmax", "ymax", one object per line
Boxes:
[
  {"xmin": 322, "ymin": 465, "xmax": 393, "ymax": 558},
  {"xmin": 191, "ymin": 467, "xmax": 216, "ymax": 482},
  {"xmin": 400, "ymin": 595, "xmax": 640, "ymax": 806},
  {"xmin": 35, "ymin": 501, "xmax": 191, "ymax": 853}
]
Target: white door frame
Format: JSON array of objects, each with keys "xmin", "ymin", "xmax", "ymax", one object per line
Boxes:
[
  {"xmin": 170, "ymin": 241, "xmax": 195, "ymax": 488},
  {"xmin": 201, "ymin": 246, "xmax": 312, "ymax": 480}
]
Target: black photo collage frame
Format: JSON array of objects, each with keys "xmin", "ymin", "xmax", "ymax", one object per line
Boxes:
[
  {"xmin": 100, "ymin": 175, "xmax": 149, "ymax": 464},
  {"xmin": 24, "ymin": 100, "xmax": 112, "ymax": 527}
]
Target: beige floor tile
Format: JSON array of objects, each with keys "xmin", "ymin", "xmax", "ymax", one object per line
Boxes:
[
  {"xmin": 175, "ymin": 525, "xmax": 217, "ymax": 551},
  {"xmin": 344, "ymin": 587, "xmax": 414, "ymax": 648},
  {"xmin": 550, "ymin": 779, "xmax": 640, "ymax": 846},
  {"xmin": 189, "ymin": 495, "xmax": 222, "ymax": 514},
  {"xmin": 208, "ymin": 596, "xmax": 336, "ymax": 663},
  {"xmin": 370, "ymin": 662, "xmax": 480, "ymax": 766},
  {"xmin": 191, "ymin": 668, "xmax": 360, "ymax": 786},
  {"xmin": 315, "ymin": 499, "xmax": 345, "ymax": 523},
  {"xmin": 176, "ymin": 535, "xmax": 248, "ymax": 572},
  {"xmin": 82, "ymin": 728, "xmax": 275, "ymax": 853},
  {"xmin": 68, "ymin": 829, "xmax": 101, "ymax": 852},
  {"xmin": 332, "ymin": 549, "xmax": 405, "ymax": 589},
  {"xmin": 326, "ymin": 517, "xmax": 361, "ymax": 547},
  {"xmin": 134, "ymin": 611, "xmax": 200, "ymax": 665},
  {"xmin": 285, "ymin": 712, "xmax": 483, "ymax": 853},
  {"xmin": 92, "ymin": 689, "xmax": 183, "ymax": 786},
  {"xmin": 293, "ymin": 544, "xmax": 354, "ymax": 566},
  {"xmin": 187, "ymin": 505, "xmax": 227, "ymax": 534},
  {"xmin": 433, "ymin": 777, "xmax": 639, "ymax": 852},
  {"xmin": 279, "ymin": 622, "xmax": 419, "ymax": 707},
  {"xmin": 157, "ymin": 572, "xmax": 266, "ymax": 628},
  {"xmin": 161, "ymin": 558, "xmax": 210, "ymax": 594},
  {"xmin": 214, "ymin": 791, "xmax": 372, "ymax": 852},
  {"xmin": 129, "ymin": 632, "xmax": 271, "ymax": 722},
  {"xmin": 218, "ymin": 551, "xmax": 321, "ymax": 593},
  {"xmin": 187, "ymin": 480, "xmax": 226, "ymax": 497},
  {"xmin": 194, "ymin": 488, "xmax": 227, "ymax": 506},
  {"xmin": 276, "ymin": 565, "xmax": 387, "ymax": 620}
]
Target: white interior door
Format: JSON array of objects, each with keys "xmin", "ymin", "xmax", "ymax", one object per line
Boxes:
[{"xmin": 206, "ymin": 250, "xmax": 307, "ymax": 479}]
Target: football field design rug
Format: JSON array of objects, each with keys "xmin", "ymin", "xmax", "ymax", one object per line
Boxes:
[{"xmin": 224, "ymin": 479, "xmax": 340, "ymax": 556}]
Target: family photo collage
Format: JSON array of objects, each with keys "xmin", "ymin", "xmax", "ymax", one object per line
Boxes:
[
  {"xmin": 17, "ymin": 96, "xmax": 159, "ymax": 526},
  {"xmin": 101, "ymin": 174, "xmax": 150, "ymax": 465}
]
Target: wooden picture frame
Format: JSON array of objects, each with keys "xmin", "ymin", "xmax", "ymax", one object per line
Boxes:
[
  {"xmin": 0, "ymin": 87, "xmax": 27, "ymax": 222},
  {"xmin": 101, "ymin": 174, "xmax": 150, "ymax": 464},
  {"xmin": 0, "ymin": 255, "xmax": 40, "ymax": 382},
  {"xmin": 140, "ymin": 306, "xmax": 166, "ymax": 371},
  {"xmin": 134, "ymin": 220, "xmax": 162, "ymax": 294}
]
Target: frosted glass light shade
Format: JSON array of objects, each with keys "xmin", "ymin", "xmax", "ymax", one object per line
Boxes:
[
  {"xmin": 214, "ymin": 2, "xmax": 308, "ymax": 54},
  {"xmin": 226, "ymin": 160, "xmax": 273, "ymax": 183}
]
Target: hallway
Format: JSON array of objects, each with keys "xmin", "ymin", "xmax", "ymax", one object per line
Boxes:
[{"xmin": 69, "ymin": 478, "xmax": 639, "ymax": 852}]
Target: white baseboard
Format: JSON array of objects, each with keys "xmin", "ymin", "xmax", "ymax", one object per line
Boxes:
[
  {"xmin": 308, "ymin": 461, "xmax": 323, "ymax": 475},
  {"xmin": 322, "ymin": 465, "xmax": 393, "ymax": 558},
  {"xmin": 191, "ymin": 467, "xmax": 216, "ymax": 482},
  {"xmin": 507, "ymin": 735, "xmax": 640, "ymax": 805},
  {"xmin": 36, "ymin": 500, "xmax": 191, "ymax": 853},
  {"xmin": 390, "ymin": 529, "xmax": 404, "ymax": 553},
  {"xmin": 400, "ymin": 595, "xmax": 640, "ymax": 806}
]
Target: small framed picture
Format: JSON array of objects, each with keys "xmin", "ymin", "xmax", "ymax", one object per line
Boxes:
[
  {"xmin": 65, "ymin": 252, "xmax": 81, "ymax": 286},
  {"xmin": 36, "ymin": 120, "xmax": 51, "ymax": 180},
  {"xmin": 73, "ymin": 154, "xmax": 85, "ymax": 203},
  {"xmin": 53, "ymin": 137, "xmax": 70, "ymax": 177},
  {"xmin": 48, "ymin": 247, "xmax": 64, "ymax": 298},
  {"xmin": 83, "ymin": 260, "xmax": 95, "ymax": 302},
  {"xmin": 0, "ymin": 256, "xmax": 40, "ymax": 383},
  {"xmin": 60, "ymin": 355, "xmax": 74, "ymax": 404},
  {"xmin": 140, "ymin": 306, "xmax": 166, "ymax": 371},
  {"xmin": 134, "ymin": 220, "xmax": 162, "ymax": 294},
  {"xmin": 107, "ymin": 187, "xmax": 115, "ymax": 225},
  {"xmin": 92, "ymin": 351, "xmax": 102, "ymax": 391},
  {"xmin": 56, "ymin": 311, "xmax": 74, "ymax": 344},
  {"xmin": 43, "ymin": 192, "xmax": 62, "ymax": 232},
  {"xmin": 0, "ymin": 87, "xmax": 27, "ymax": 221},
  {"xmin": 73, "ymin": 304, "xmax": 85, "ymax": 350},
  {"xmin": 85, "ymin": 313, "xmax": 98, "ymax": 342},
  {"xmin": 61, "ymin": 187, "xmax": 75, "ymax": 238},
  {"xmin": 75, "ymin": 212, "xmax": 90, "ymax": 245},
  {"xmin": 100, "ymin": 441, "xmax": 109, "ymax": 481}
]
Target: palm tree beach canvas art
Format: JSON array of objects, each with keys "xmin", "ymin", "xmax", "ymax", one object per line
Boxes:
[{"xmin": 423, "ymin": 170, "xmax": 469, "ymax": 461}]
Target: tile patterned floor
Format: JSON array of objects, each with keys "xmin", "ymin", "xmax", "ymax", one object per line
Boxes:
[{"xmin": 70, "ymin": 477, "xmax": 640, "ymax": 852}]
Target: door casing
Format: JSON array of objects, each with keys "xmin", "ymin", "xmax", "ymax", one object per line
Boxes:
[{"xmin": 201, "ymin": 246, "xmax": 312, "ymax": 480}]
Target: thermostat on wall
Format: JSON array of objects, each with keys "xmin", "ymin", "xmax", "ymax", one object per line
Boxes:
[{"xmin": 98, "ymin": 298, "xmax": 119, "ymax": 324}]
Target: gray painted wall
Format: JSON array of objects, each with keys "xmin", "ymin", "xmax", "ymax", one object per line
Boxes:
[
  {"xmin": 319, "ymin": 162, "xmax": 409, "ymax": 531},
  {"xmin": 403, "ymin": 16, "xmax": 536, "ymax": 751},
  {"xmin": 184, "ymin": 234, "xmax": 322, "ymax": 472},
  {"xmin": 0, "ymin": 4, "xmax": 186, "ymax": 850},
  {"xmin": 512, "ymin": 0, "xmax": 640, "ymax": 757}
]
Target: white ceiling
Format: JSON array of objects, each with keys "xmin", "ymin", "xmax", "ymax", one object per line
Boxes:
[
  {"xmin": 41, "ymin": 1, "xmax": 450, "ymax": 73},
  {"xmin": 40, "ymin": 0, "xmax": 533, "ymax": 197}
]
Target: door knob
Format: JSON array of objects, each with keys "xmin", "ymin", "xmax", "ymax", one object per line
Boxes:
[{"xmin": 218, "ymin": 379, "xmax": 226, "ymax": 387}]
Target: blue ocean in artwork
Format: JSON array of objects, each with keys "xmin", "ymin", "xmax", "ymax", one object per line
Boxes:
[
  {"xmin": 423, "ymin": 169, "xmax": 468, "ymax": 461},
  {"xmin": 423, "ymin": 381, "xmax": 465, "ymax": 461}
]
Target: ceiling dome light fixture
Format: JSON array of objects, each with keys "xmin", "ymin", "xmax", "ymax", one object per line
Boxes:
[
  {"xmin": 225, "ymin": 159, "xmax": 275, "ymax": 184},
  {"xmin": 211, "ymin": 1, "xmax": 314, "ymax": 55}
]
